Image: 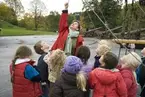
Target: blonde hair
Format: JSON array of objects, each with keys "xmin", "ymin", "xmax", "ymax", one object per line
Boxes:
[
  {"xmin": 49, "ymin": 49, "xmax": 66, "ymax": 70},
  {"xmin": 96, "ymin": 44, "xmax": 111, "ymax": 56},
  {"xmin": 121, "ymin": 52, "xmax": 141, "ymax": 84},
  {"xmin": 121, "ymin": 52, "xmax": 141, "ymax": 70},
  {"xmin": 49, "ymin": 49, "xmax": 66, "ymax": 81},
  {"xmin": 98, "ymin": 40, "xmax": 110, "ymax": 47},
  {"xmin": 76, "ymin": 72, "xmax": 87, "ymax": 91}
]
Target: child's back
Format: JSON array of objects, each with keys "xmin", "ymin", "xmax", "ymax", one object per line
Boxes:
[
  {"xmin": 76, "ymin": 46, "xmax": 93, "ymax": 76},
  {"xmin": 50, "ymin": 56, "xmax": 87, "ymax": 97},
  {"xmin": 89, "ymin": 68, "xmax": 127, "ymax": 97},
  {"xmin": 10, "ymin": 46, "xmax": 42, "ymax": 97},
  {"xmin": 53, "ymin": 72, "xmax": 85, "ymax": 97},
  {"xmin": 89, "ymin": 52, "xmax": 127, "ymax": 97},
  {"xmin": 119, "ymin": 52, "xmax": 142, "ymax": 97},
  {"xmin": 45, "ymin": 49, "xmax": 66, "ymax": 91},
  {"xmin": 10, "ymin": 59, "xmax": 41, "ymax": 97}
]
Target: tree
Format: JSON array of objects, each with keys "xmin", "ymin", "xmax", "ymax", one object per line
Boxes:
[
  {"xmin": 30, "ymin": 0, "xmax": 47, "ymax": 31},
  {"xmin": 82, "ymin": 0, "xmax": 122, "ymax": 29},
  {"xmin": 100, "ymin": 0, "xmax": 122, "ymax": 28},
  {"xmin": 4, "ymin": 0, "xmax": 24, "ymax": 17},
  {"xmin": 82, "ymin": 0, "xmax": 101, "ymax": 28},
  {"xmin": 18, "ymin": 13, "xmax": 34, "ymax": 29},
  {"xmin": 45, "ymin": 11, "xmax": 60, "ymax": 31},
  {"xmin": 0, "ymin": 2, "xmax": 17, "ymax": 25},
  {"xmin": 68, "ymin": 13, "xmax": 75, "ymax": 25},
  {"xmin": 121, "ymin": 1, "xmax": 145, "ymax": 39}
]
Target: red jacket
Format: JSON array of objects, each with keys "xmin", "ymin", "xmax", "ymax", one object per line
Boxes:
[
  {"xmin": 89, "ymin": 68, "xmax": 127, "ymax": 97},
  {"xmin": 51, "ymin": 10, "xmax": 84, "ymax": 53},
  {"xmin": 10, "ymin": 60, "xmax": 42, "ymax": 97},
  {"xmin": 118, "ymin": 67, "xmax": 137, "ymax": 97}
]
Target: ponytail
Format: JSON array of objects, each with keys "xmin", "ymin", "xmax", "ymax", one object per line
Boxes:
[
  {"xmin": 11, "ymin": 56, "xmax": 19, "ymax": 83},
  {"xmin": 10, "ymin": 45, "xmax": 32, "ymax": 83},
  {"xmin": 76, "ymin": 72, "xmax": 86, "ymax": 91}
]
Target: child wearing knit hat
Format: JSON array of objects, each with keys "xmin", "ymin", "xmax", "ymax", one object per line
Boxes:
[{"xmin": 50, "ymin": 56, "xmax": 87, "ymax": 97}]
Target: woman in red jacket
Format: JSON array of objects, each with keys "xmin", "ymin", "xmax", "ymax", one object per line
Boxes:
[
  {"xmin": 89, "ymin": 52, "xmax": 127, "ymax": 97},
  {"xmin": 118, "ymin": 52, "xmax": 141, "ymax": 97},
  {"xmin": 51, "ymin": 3, "xmax": 84, "ymax": 55}
]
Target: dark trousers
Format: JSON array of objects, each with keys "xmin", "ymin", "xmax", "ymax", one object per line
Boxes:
[{"xmin": 41, "ymin": 83, "xmax": 49, "ymax": 97}]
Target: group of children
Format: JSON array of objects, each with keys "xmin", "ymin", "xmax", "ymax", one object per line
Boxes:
[{"xmin": 9, "ymin": 39, "xmax": 145, "ymax": 97}]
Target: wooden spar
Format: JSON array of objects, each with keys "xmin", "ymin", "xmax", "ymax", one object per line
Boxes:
[{"xmin": 112, "ymin": 39, "xmax": 145, "ymax": 44}]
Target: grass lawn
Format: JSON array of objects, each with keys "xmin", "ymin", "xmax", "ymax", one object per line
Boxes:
[{"xmin": 0, "ymin": 28, "xmax": 56, "ymax": 36}]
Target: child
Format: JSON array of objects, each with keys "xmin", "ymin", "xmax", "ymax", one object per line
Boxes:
[
  {"xmin": 76, "ymin": 46, "xmax": 92, "ymax": 97},
  {"xmin": 118, "ymin": 52, "xmax": 141, "ymax": 97},
  {"xmin": 136, "ymin": 48, "xmax": 145, "ymax": 97},
  {"xmin": 89, "ymin": 52, "xmax": 127, "ymax": 97},
  {"xmin": 94, "ymin": 44, "xmax": 111, "ymax": 68},
  {"xmin": 50, "ymin": 56, "xmax": 87, "ymax": 97},
  {"xmin": 97, "ymin": 40, "xmax": 110, "ymax": 47},
  {"xmin": 76, "ymin": 46, "xmax": 92, "ymax": 76},
  {"xmin": 45, "ymin": 49, "xmax": 66, "ymax": 90},
  {"xmin": 10, "ymin": 46, "xmax": 42, "ymax": 97},
  {"xmin": 34, "ymin": 41, "xmax": 50, "ymax": 97}
]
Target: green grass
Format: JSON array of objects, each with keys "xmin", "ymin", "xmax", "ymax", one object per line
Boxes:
[
  {"xmin": 0, "ymin": 28, "xmax": 56, "ymax": 36},
  {"xmin": 0, "ymin": 20, "xmax": 56, "ymax": 36},
  {"xmin": 0, "ymin": 20, "xmax": 18, "ymax": 28}
]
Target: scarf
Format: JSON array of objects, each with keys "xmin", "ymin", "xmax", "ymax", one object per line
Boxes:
[{"xmin": 64, "ymin": 28, "xmax": 79, "ymax": 55}]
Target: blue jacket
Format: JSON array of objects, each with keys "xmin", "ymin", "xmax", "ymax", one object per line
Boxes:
[{"xmin": 25, "ymin": 65, "xmax": 41, "ymax": 82}]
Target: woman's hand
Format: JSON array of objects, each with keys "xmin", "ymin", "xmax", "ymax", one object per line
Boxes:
[{"xmin": 65, "ymin": 3, "xmax": 68, "ymax": 10}]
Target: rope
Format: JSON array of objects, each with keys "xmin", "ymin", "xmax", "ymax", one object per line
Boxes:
[
  {"xmin": 128, "ymin": 0, "xmax": 135, "ymax": 39},
  {"xmin": 136, "ymin": 0, "xmax": 145, "ymax": 15},
  {"xmin": 96, "ymin": 1, "xmax": 108, "ymax": 25},
  {"xmin": 82, "ymin": 0, "xmax": 102, "ymax": 45},
  {"xmin": 122, "ymin": 0, "xmax": 128, "ymax": 35},
  {"xmin": 83, "ymin": 0, "xmax": 143, "ymax": 64},
  {"xmin": 86, "ymin": 10, "xmax": 96, "ymax": 28},
  {"xmin": 82, "ymin": 0, "xmax": 95, "ymax": 28}
]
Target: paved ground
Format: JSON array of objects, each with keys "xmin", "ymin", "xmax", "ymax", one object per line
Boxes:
[{"xmin": 0, "ymin": 35, "xmax": 141, "ymax": 97}]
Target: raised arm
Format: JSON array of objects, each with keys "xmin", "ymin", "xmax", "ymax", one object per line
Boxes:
[{"xmin": 59, "ymin": 3, "xmax": 69, "ymax": 33}]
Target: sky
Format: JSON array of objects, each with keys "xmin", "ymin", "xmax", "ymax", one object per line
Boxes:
[
  {"xmin": 0, "ymin": 0, "xmax": 138, "ymax": 14},
  {"xmin": 21, "ymin": 0, "xmax": 83, "ymax": 14}
]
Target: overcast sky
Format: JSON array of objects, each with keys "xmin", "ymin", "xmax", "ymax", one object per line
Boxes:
[
  {"xmin": 21, "ymin": 0, "xmax": 83, "ymax": 14},
  {"xmin": 0, "ymin": 0, "xmax": 138, "ymax": 14}
]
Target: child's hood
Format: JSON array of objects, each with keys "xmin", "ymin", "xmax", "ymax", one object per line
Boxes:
[
  {"xmin": 94, "ymin": 68, "xmax": 119, "ymax": 85},
  {"xmin": 15, "ymin": 58, "xmax": 35, "ymax": 65}
]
